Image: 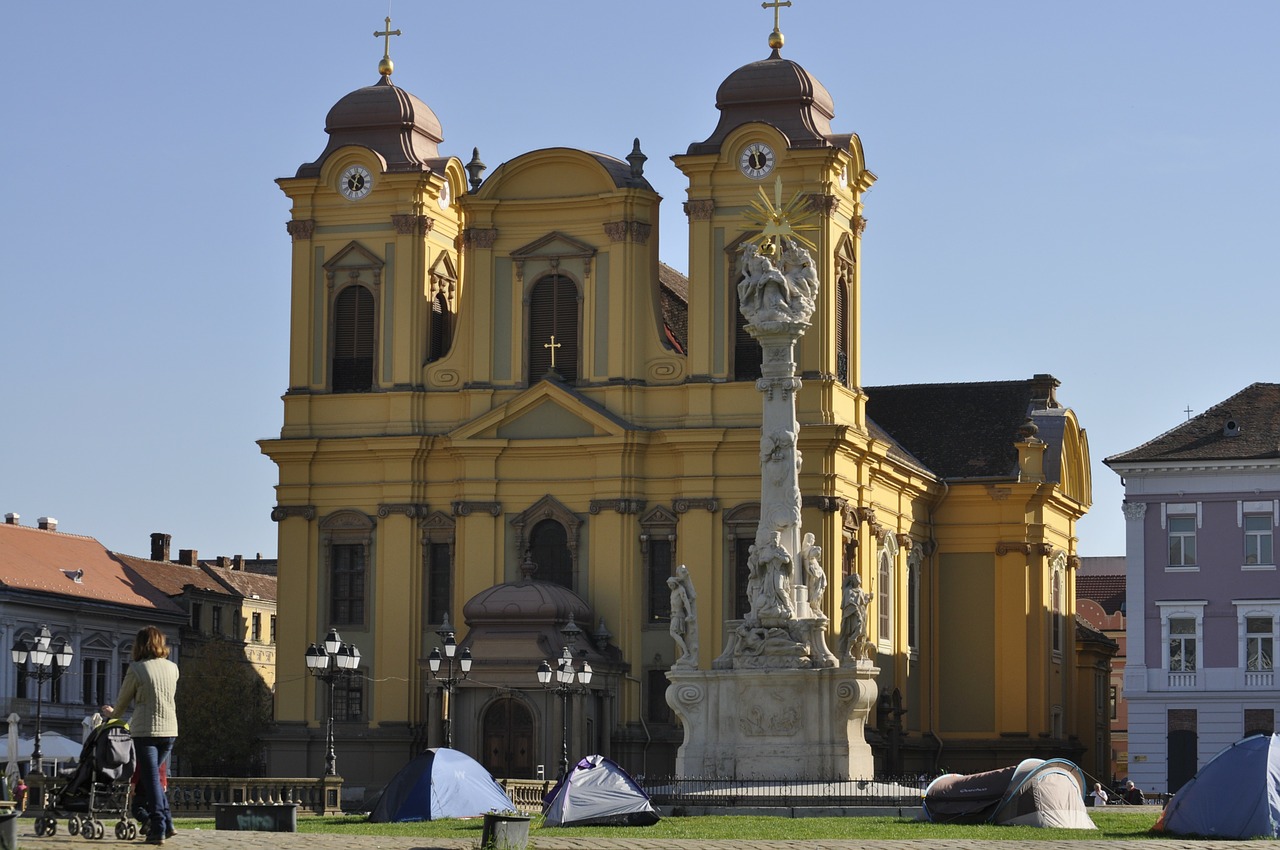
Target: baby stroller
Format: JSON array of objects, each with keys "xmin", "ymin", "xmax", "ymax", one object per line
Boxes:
[{"xmin": 34, "ymin": 718, "xmax": 138, "ymax": 840}]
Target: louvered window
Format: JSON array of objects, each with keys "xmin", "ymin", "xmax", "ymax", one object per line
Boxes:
[
  {"xmin": 836, "ymin": 277, "xmax": 850, "ymax": 386},
  {"xmin": 428, "ymin": 291, "xmax": 452, "ymax": 362},
  {"xmin": 330, "ymin": 543, "xmax": 366, "ymax": 625},
  {"xmin": 333, "ymin": 285, "xmax": 375, "ymax": 392},
  {"xmin": 529, "ymin": 518, "xmax": 573, "ymax": 588},
  {"xmin": 527, "ymin": 274, "xmax": 579, "ymax": 382},
  {"xmin": 733, "ymin": 305, "xmax": 762, "ymax": 381}
]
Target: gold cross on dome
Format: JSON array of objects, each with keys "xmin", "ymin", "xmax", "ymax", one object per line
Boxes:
[
  {"xmin": 762, "ymin": 0, "xmax": 792, "ymax": 32},
  {"xmin": 544, "ymin": 335, "xmax": 563, "ymax": 368},
  {"xmin": 375, "ymin": 16, "xmax": 401, "ymax": 60}
]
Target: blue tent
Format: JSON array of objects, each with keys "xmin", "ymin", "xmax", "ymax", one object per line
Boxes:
[
  {"xmin": 1154, "ymin": 733, "xmax": 1280, "ymax": 839},
  {"xmin": 368, "ymin": 748, "xmax": 516, "ymax": 822}
]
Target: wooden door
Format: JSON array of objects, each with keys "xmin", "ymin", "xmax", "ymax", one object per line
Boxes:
[{"xmin": 482, "ymin": 698, "xmax": 535, "ymax": 779}]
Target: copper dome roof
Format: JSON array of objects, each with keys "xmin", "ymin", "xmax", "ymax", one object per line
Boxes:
[
  {"xmin": 463, "ymin": 577, "xmax": 593, "ymax": 627},
  {"xmin": 296, "ymin": 77, "xmax": 444, "ymax": 177},
  {"xmin": 689, "ymin": 51, "xmax": 837, "ymax": 154}
]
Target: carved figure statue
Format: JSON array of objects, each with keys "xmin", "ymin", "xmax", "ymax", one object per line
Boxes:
[
  {"xmin": 748, "ymin": 530, "xmax": 794, "ymax": 623},
  {"xmin": 669, "ymin": 564, "xmax": 699, "ymax": 668},
  {"xmin": 802, "ymin": 532, "xmax": 826, "ymax": 611},
  {"xmin": 839, "ymin": 573, "xmax": 874, "ymax": 660},
  {"xmin": 737, "ymin": 239, "xmax": 819, "ymax": 325}
]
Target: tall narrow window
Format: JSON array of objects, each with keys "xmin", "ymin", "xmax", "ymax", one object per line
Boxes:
[
  {"xmin": 1246, "ymin": 616, "xmax": 1274, "ymax": 672},
  {"xmin": 333, "ymin": 677, "xmax": 364, "ymax": 721},
  {"xmin": 835, "ymin": 277, "xmax": 850, "ymax": 387},
  {"xmin": 529, "ymin": 519, "xmax": 573, "ymax": 588},
  {"xmin": 1169, "ymin": 617, "xmax": 1197, "ymax": 672},
  {"xmin": 640, "ymin": 507, "xmax": 679, "ymax": 624},
  {"xmin": 429, "ymin": 291, "xmax": 452, "ymax": 362},
  {"xmin": 190, "ymin": 603, "xmax": 203, "ymax": 632},
  {"xmin": 877, "ymin": 536, "xmax": 897, "ymax": 648},
  {"xmin": 907, "ymin": 547, "xmax": 921, "ymax": 654},
  {"xmin": 733, "ymin": 306, "xmax": 762, "ymax": 381},
  {"xmin": 646, "ymin": 669, "xmax": 673, "ymax": 723},
  {"xmin": 1245, "ymin": 515, "xmax": 1273, "ymax": 565},
  {"xmin": 1051, "ymin": 565, "xmax": 1064, "ymax": 654},
  {"xmin": 330, "ymin": 543, "xmax": 366, "ymax": 625},
  {"xmin": 427, "ymin": 541, "xmax": 452, "ymax": 626},
  {"xmin": 212, "ymin": 606, "xmax": 223, "ymax": 636},
  {"xmin": 333, "ymin": 284, "xmax": 376, "ymax": 392},
  {"xmin": 251, "ymin": 612, "xmax": 262, "ymax": 643},
  {"xmin": 527, "ymin": 274, "xmax": 579, "ymax": 382},
  {"xmin": 1168, "ymin": 516, "xmax": 1197, "ymax": 566}
]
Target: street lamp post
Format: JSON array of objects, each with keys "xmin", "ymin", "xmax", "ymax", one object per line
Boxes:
[
  {"xmin": 535, "ymin": 618, "xmax": 593, "ymax": 777},
  {"xmin": 427, "ymin": 617, "xmax": 472, "ymax": 749},
  {"xmin": 304, "ymin": 629, "xmax": 362, "ymax": 777},
  {"xmin": 10, "ymin": 624, "xmax": 74, "ymax": 775}
]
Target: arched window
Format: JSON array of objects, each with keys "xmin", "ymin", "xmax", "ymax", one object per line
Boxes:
[
  {"xmin": 428, "ymin": 291, "xmax": 452, "ymax": 362},
  {"xmin": 836, "ymin": 276, "xmax": 850, "ymax": 386},
  {"xmin": 529, "ymin": 519, "xmax": 573, "ymax": 588},
  {"xmin": 527, "ymin": 274, "xmax": 579, "ymax": 382},
  {"xmin": 332, "ymin": 285, "xmax": 375, "ymax": 392},
  {"xmin": 878, "ymin": 534, "xmax": 898, "ymax": 649}
]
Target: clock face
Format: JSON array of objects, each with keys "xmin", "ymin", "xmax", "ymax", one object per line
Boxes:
[
  {"xmin": 339, "ymin": 165, "xmax": 373, "ymax": 200},
  {"xmin": 437, "ymin": 178, "xmax": 452, "ymax": 210},
  {"xmin": 739, "ymin": 142, "xmax": 776, "ymax": 180}
]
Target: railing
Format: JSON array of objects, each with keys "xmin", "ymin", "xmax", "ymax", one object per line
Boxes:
[
  {"xmin": 24, "ymin": 774, "xmax": 344, "ymax": 817},
  {"xmin": 1167, "ymin": 671, "xmax": 1197, "ymax": 688},
  {"xmin": 638, "ymin": 776, "xmax": 929, "ymax": 809},
  {"xmin": 1245, "ymin": 670, "xmax": 1275, "ymax": 688},
  {"xmin": 497, "ymin": 779, "xmax": 554, "ymax": 812}
]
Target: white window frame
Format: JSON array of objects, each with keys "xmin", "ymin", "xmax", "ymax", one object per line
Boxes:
[
  {"xmin": 877, "ymin": 533, "xmax": 898, "ymax": 653},
  {"xmin": 1234, "ymin": 600, "xmax": 1280, "ymax": 681},
  {"xmin": 1157, "ymin": 600, "xmax": 1206, "ymax": 687},
  {"xmin": 1050, "ymin": 552, "xmax": 1067, "ymax": 658},
  {"xmin": 1240, "ymin": 502, "xmax": 1277, "ymax": 569}
]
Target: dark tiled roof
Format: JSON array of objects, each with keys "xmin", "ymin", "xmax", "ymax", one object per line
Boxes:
[
  {"xmin": 658, "ymin": 262, "xmax": 689, "ymax": 354},
  {"xmin": 1106, "ymin": 383, "xmax": 1280, "ymax": 465},
  {"xmin": 1075, "ymin": 614, "xmax": 1118, "ymax": 647},
  {"xmin": 865, "ymin": 376, "xmax": 1061, "ymax": 480},
  {"xmin": 210, "ymin": 567, "xmax": 278, "ymax": 603},
  {"xmin": 113, "ymin": 553, "xmax": 229, "ymax": 598},
  {"xmin": 1077, "ymin": 574, "xmax": 1126, "ymax": 615}
]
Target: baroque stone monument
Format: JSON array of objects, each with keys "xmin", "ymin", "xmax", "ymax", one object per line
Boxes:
[{"xmin": 666, "ymin": 179, "xmax": 879, "ymax": 779}]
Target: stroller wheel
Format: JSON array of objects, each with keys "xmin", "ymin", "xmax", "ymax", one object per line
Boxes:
[
  {"xmin": 116, "ymin": 821, "xmax": 129, "ymax": 840},
  {"xmin": 69, "ymin": 815, "xmax": 82, "ymax": 835},
  {"xmin": 95, "ymin": 820, "xmax": 106, "ymax": 840},
  {"xmin": 46, "ymin": 817, "xmax": 59, "ymax": 836},
  {"xmin": 127, "ymin": 822, "xmax": 138, "ymax": 840}
]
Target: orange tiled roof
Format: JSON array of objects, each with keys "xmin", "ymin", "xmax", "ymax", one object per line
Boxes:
[{"xmin": 0, "ymin": 523, "xmax": 183, "ymax": 614}]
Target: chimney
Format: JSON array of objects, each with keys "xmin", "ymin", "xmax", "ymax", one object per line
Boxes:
[
  {"xmin": 4, "ymin": 513, "xmax": 18, "ymax": 525},
  {"xmin": 37, "ymin": 516, "xmax": 58, "ymax": 531},
  {"xmin": 233, "ymin": 555, "xmax": 244, "ymax": 571},
  {"xmin": 216, "ymin": 556, "xmax": 231, "ymax": 568},
  {"xmin": 150, "ymin": 533, "xmax": 172, "ymax": 562},
  {"xmin": 178, "ymin": 549, "xmax": 198, "ymax": 566}
]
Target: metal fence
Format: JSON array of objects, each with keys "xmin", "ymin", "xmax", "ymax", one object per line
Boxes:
[{"xmin": 637, "ymin": 776, "xmax": 930, "ymax": 809}]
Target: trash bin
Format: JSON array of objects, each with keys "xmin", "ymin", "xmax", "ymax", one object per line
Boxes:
[
  {"xmin": 0, "ymin": 811, "xmax": 19, "ymax": 850},
  {"xmin": 480, "ymin": 812, "xmax": 530, "ymax": 850}
]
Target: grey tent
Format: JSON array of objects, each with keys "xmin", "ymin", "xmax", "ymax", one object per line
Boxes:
[
  {"xmin": 542, "ymin": 755, "xmax": 660, "ymax": 827},
  {"xmin": 368, "ymin": 748, "xmax": 515, "ymax": 822},
  {"xmin": 924, "ymin": 758, "xmax": 1096, "ymax": 829}
]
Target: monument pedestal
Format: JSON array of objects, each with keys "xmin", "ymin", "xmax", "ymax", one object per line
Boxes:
[{"xmin": 667, "ymin": 664, "xmax": 878, "ymax": 779}]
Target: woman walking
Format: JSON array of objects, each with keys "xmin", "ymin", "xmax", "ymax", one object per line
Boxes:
[{"xmin": 104, "ymin": 626, "xmax": 179, "ymax": 845}]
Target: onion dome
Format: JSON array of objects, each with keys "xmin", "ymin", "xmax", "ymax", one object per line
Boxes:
[
  {"xmin": 296, "ymin": 76, "xmax": 444, "ymax": 178},
  {"xmin": 688, "ymin": 51, "xmax": 837, "ymax": 155}
]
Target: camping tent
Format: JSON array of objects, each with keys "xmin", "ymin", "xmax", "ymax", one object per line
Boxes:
[
  {"xmin": 924, "ymin": 758, "xmax": 1096, "ymax": 829},
  {"xmin": 1153, "ymin": 733, "xmax": 1280, "ymax": 839},
  {"xmin": 542, "ymin": 755, "xmax": 660, "ymax": 827},
  {"xmin": 368, "ymin": 748, "xmax": 516, "ymax": 822}
]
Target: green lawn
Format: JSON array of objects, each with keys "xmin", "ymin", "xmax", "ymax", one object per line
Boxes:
[{"xmin": 175, "ymin": 809, "xmax": 1164, "ymax": 841}]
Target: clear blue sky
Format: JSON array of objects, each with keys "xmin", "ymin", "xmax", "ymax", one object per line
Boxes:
[{"xmin": 3, "ymin": 1, "xmax": 1277, "ymax": 561}]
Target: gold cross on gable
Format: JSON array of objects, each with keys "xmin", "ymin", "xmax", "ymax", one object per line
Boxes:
[
  {"xmin": 543, "ymin": 335, "xmax": 563, "ymax": 368},
  {"xmin": 762, "ymin": 0, "xmax": 792, "ymax": 32},
  {"xmin": 375, "ymin": 16, "xmax": 402, "ymax": 59}
]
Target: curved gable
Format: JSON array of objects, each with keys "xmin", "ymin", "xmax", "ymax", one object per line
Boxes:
[{"xmin": 476, "ymin": 148, "xmax": 640, "ymax": 200}]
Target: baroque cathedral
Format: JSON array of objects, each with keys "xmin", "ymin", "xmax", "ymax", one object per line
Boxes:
[{"xmin": 261, "ymin": 11, "xmax": 1102, "ymax": 793}]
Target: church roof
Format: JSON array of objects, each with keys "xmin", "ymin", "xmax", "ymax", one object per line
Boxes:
[
  {"xmin": 1105, "ymin": 382, "xmax": 1280, "ymax": 466},
  {"xmin": 865, "ymin": 375, "xmax": 1064, "ymax": 481},
  {"xmin": 658, "ymin": 263, "xmax": 689, "ymax": 354},
  {"xmin": 296, "ymin": 77, "xmax": 446, "ymax": 178},
  {"xmin": 689, "ymin": 51, "xmax": 837, "ymax": 154}
]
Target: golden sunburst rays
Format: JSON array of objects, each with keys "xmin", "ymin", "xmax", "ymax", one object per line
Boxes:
[{"xmin": 744, "ymin": 175, "xmax": 817, "ymax": 254}]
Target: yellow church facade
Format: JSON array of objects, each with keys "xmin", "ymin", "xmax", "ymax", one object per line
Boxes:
[{"xmin": 261, "ymin": 18, "xmax": 1097, "ymax": 791}]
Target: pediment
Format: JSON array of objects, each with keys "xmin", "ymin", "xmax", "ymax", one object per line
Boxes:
[
  {"xmin": 324, "ymin": 241, "xmax": 384, "ymax": 271},
  {"xmin": 430, "ymin": 251, "xmax": 458, "ymax": 281},
  {"xmin": 510, "ymin": 232, "xmax": 596, "ymax": 261},
  {"xmin": 450, "ymin": 381, "xmax": 633, "ymax": 442}
]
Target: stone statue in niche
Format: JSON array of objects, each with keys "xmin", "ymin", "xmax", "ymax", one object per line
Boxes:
[
  {"xmin": 669, "ymin": 564, "xmax": 699, "ymax": 668},
  {"xmin": 746, "ymin": 530, "xmax": 794, "ymax": 626},
  {"xmin": 802, "ymin": 532, "xmax": 826, "ymax": 612},
  {"xmin": 839, "ymin": 573, "xmax": 874, "ymax": 661}
]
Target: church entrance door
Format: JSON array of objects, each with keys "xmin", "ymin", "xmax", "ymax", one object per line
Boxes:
[{"xmin": 482, "ymin": 697, "xmax": 535, "ymax": 779}]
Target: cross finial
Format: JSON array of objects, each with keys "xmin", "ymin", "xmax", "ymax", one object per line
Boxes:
[
  {"xmin": 762, "ymin": 0, "xmax": 792, "ymax": 52},
  {"xmin": 375, "ymin": 16, "xmax": 402, "ymax": 77},
  {"xmin": 543, "ymin": 335, "xmax": 563, "ymax": 368},
  {"xmin": 1184, "ymin": 405, "xmax": 1193, "ymax": 420}
]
